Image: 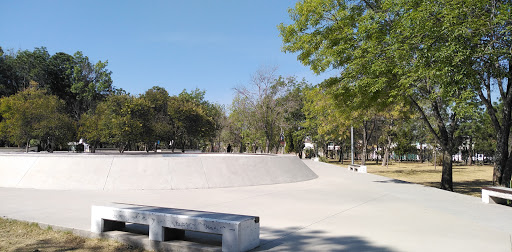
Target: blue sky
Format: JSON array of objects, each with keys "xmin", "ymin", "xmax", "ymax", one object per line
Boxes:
[{"xmin": 1, "ymin": 1, "xmax": 337, "ymax": 106}]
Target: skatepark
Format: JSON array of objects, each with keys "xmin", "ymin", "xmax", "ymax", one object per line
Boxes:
[{"xmin": 0, "ymin": 152, "xmax": 512, "ymax": 251}]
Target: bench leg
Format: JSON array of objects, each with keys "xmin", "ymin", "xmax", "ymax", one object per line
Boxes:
[
  {"xmin": 482, "ymin": 190, "xmax": 491, "ymax": 203},
  {"xmin": 222, "ymin": 230, "xmax": 239, "ymax": 252}
]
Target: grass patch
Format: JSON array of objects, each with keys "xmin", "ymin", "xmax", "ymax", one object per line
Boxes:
[
  {"xmin": 332, "ymin": 160, "xmax": 494, "ymax": 197},
  {"xmin": 0, "ymin": 217, "xmax": 149, "ymax": 252}
]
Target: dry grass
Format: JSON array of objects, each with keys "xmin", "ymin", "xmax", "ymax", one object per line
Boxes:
[
  {"xmin": 331, "ymin": 160, "xmax": 494, "ymax": 197},
  {"xmin": 0, "ymin": 218, "xmax": 149, "ymax": 252}
]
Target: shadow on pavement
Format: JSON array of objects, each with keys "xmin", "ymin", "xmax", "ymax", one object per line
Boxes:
[
  {"xmin": 373, "ymin": 179, "xmax": 412, "ymax": 184},
  {"xmin": 255, "ymin": 226, "xmax": 397, "ymax": 251}
]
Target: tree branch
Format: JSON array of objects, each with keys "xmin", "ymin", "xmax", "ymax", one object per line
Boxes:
[
  {"xmin": 408, "ymin": 95, "xmax": 442, "ymax": 147},
  {"xmin": 477, "ymin": 85, "xmax": 501, "ymax": 133}
]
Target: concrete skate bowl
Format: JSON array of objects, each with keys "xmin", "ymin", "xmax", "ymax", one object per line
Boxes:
[{"xmin": 0, "ymin": 153, "xmax": 318, "ymax": 190}]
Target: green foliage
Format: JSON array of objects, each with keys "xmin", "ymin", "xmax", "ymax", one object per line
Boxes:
[
  {"xmin": 70, "ymin": 51, "xmax": 113, "ymax": 119},
  {"xmin": 302, "ymin": 83, "xmax": 349, "ymax": 156},
  {"xmin": 168, "ymin": 89, "xmax": 217, "ymax": 152},
  {"xmin": 279, "ymin": 0, "xmax": 502, "ymax": 190},
  {"xmin": 0, "ymin": 88, "xmax": 75, "ymax": 151},
  {"xmin": 0, "ymin": 46, "xmax": 224, "ymax": 152},
  {"xmin": 230, "ymin": 68, "xmax": 306, "ymax": 153}
]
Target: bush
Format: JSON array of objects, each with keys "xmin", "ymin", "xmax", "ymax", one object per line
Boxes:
[{"xmin": 305, "ymin": 148, "xmax": 315, "ymax": 158}]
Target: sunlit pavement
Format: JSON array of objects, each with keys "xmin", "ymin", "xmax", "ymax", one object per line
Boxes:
[{"xmin": 1, "ymin": 159, "xmax": 511, "ymax": 251}]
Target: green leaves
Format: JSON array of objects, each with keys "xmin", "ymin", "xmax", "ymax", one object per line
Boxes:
[{"xmin": 0, "ymin": 88, "xmax": 74, "ymax": 151}]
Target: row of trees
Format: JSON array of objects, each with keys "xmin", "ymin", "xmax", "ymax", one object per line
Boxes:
[
  {"xmin": 1, "ymin": 0, "xmax": 509, "ymax": 192},
  {"xmin": 79, "ymin": 87, "xmax": 223, "ymax": 153},
  {"xmin": 278, "ymin": 0, "xmax": 511, "ymax": 190},
  {"xmin": 0, "ymin": 47, "xmax": 224, "ymax": 153}
]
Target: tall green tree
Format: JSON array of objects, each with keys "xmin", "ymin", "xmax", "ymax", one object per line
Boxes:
[
  {"xmin": 47, "ymin": 52, "xmax": 75, "ymax": 113},
  {"xmin": 467, "ymin": 0, "xmax": 512, "ymax": 186},
  {"xmin": 168, "ymin": 89, "xmax": 215, "ymax": 152},
  {"xmin": 279, "ymin": 0, "xmax": 481, "ymax": 191},
  {"xmin": 70, "ymin": 51, "xmax": 113, "ymax": 119},
  {"xmin": 0, "ymin": 88, "xmax": 75, "ymax": 152},
  {"xmin": 141, "ymin": 86, "xmax": 172, "ymax": 150},
  {"xmin": 90, "ymin": 94, "xmax": 150, "ymax": 153}
]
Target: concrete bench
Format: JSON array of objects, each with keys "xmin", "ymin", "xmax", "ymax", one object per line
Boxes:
[
  {"xmin": 348, "ymin": 164, "xmax": 367, "ymax": 173},
  {"xmin": 482, "ymin": 186, "xmax": 512, "ymax": 204},
  {"xmin": 91, "ymin": 203, "xmax": 260, "ymax": 252}
]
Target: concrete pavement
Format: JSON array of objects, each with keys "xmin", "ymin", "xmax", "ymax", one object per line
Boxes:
[{"xmin": 1, "ymin": 159, "xmax": 511, "ymax": 251}]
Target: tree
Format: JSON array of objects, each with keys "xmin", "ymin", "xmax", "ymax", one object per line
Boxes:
[
  {"xmin": 227, "ymin": 94, "xmax": 258, "ymax": 153},
  {"xmin": 70, "ymin": 51, "xmax": 113, "ymax": 119},
  {"xmin": 168, "ymin": 89, "xmax": 215, "ymax": 152},
  {"xmin": 302, "ymin": 83, "xmax": 350, "ymax": 160},
  {"xmin": 467, "ymin": 0, "xmax": 512, "ymax": 186},
  {"xmin": 141, "ymin": 86, "xmax": 172, "ymax": 151},
  {"xmin": 281, "ymin": 79, "xmax": 309, "ymax": 155},
  {"xmin": 0, "ymin": 47, "xmax": 19, "ymax": 97},
  {"xmin": 11, "ymin": 47, "xmax": 51, "ymax": 91},
  {"xmin": 86, "ymin": 94, "xmax": 149, "ymax": 153},
  {"xmin": 235, "ymin": 67, "xmax": 298, "ymax": 153},
  {"xmin": 47, "ymin": 52, "xmax": 75, "ymax": 113},
  {"xmin": 279, "ymin": 0, "xmax": 480, "ymax": 191},
  {"xmin": 0, "ymin": 88, "xmax": 74, "ymax": 152}
]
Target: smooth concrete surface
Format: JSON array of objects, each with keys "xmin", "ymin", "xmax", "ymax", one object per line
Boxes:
[
  {"xmin": 0, "ymin": 153, "xmax": 318, "ymax": 190},
  {"xmin": 1, "ymin": 159, "xmax": 512, "ymax": 251}
]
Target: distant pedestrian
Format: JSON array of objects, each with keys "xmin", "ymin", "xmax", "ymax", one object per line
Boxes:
[{"xmin": 227, "ymin": 144, "xmax": 232, "ymax": 153}]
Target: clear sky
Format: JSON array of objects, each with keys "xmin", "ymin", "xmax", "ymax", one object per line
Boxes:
[{"xmin": 1, "ymin": 0, "xmax": 337, "ymax": 106}]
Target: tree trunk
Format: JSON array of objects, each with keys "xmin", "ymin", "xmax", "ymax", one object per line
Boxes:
[
  {"xmin": 382, "ymin": 146, "xmax": 388, "ymax": 167},
  {"xmin": 440, "ymin": 150, "xmax": 453, "ymax": 191},
  {"xmin": 339, "ymin": 146, "xmax": 343, "ymax": 163},
  {"xmin": 468, "ymin": 137, "xmax": 473, "ymax": 166},
  {"xmin": 503, "ymin": 156, "xmax": 512, "ymax": 187},
  {"xmin": 494, "ymin": 129, "xmax": 509, "ymax": 185}
]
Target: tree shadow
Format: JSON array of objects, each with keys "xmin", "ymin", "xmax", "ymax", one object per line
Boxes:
[
  {"xmin": 254, "ymin": 226, "xmax": 397, "ymax": 251},
  {"xmin": 453, "ymin": 179, "xmax": 494, "ymax": 197},
  {"xmin": 373, "ymin": 179, "xmax": 412, "ymax": 184},
  {"xmin": 375, "ymin": 169, "xmax": 441, "ymax": 175}
]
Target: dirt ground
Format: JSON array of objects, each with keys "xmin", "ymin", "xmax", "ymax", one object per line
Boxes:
[
  {"xmin": 0, "ymin": 218, "xmax": 148, "ymax": 252},
  {"xmin": 332, "ymin": 160, "xmax": 495, "ymax": 197}
]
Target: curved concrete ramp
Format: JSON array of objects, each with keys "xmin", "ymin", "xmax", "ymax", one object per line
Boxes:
[{"xmin": 0, "ymin": 153, "xmax": 317, "ymax": 190}]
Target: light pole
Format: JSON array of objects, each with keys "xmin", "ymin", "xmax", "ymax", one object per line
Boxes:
[{"xmin": 351, "ymin": 126, "xmax": 354, "ymax": 165}]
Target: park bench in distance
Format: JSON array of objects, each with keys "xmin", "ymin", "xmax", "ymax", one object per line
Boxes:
[
  {"xmin": 482, "ymin": 186, "xmax": 512, "ymax": 205},
  {"xmin": 348, "ymin": 164, "xmax": 367, "ymax": 173},
  {"xmin": 91, "ymin": 203, "xmax": 260, "ymax": 252}
]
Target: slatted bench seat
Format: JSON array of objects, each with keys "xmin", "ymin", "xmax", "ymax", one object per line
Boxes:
[
  {"xmin": 482, "ymin": 186, "xmax": 512, "ymax": 204},
  {"xmin": 348, "ymin": 164, "xmax": 367, "ymax": 173},
  {"xmin": 91, "ymin": 203, "xmax": 260, "ymax": 252}
]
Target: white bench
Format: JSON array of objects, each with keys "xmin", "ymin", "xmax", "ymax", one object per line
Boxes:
[
  {"xmin": 482, "ymin": 186, "xmax": 512, "ymax": 204},
  {"xmin": 348, "ymin": 164, "xmax": 367, "ymax": 173},
  {"xmin": 91, "ymin": 203, "xmax": 260, "ymax": 252}
]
